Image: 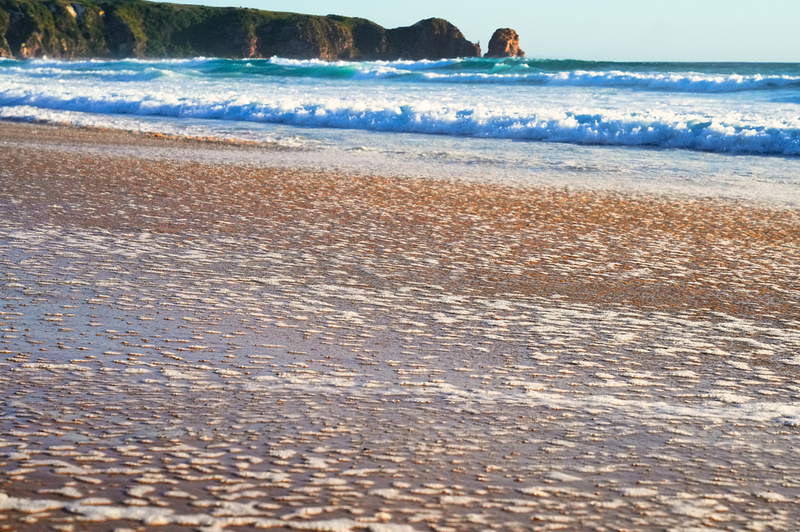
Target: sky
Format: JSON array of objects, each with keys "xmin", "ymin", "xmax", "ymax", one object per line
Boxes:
[{"xmin": 169, "ymin": 0, "xmax": 799, "ymax": 62}]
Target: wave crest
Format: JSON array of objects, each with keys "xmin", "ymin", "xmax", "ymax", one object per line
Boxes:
[
  {"xmin": 2, "ymin": 84, "xmax": 799, "ymax": 155},
  {"xmin": 3, "ymin": 57, "xmax": 799, "ymax": 92}
]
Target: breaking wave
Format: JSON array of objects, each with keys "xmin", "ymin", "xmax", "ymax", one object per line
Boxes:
[
  {"xmin": 3, "ymin": 57, "xmax": 800, "ymax": 92},
  {"xmin": 2, "ymin": 84, "xmax": 799, "ymax": 155},
  {"xmin": 2, "ymin": 57, "xmax": 800, "ymax": 155}
]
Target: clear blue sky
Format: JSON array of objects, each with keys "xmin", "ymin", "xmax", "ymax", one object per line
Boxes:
[{"xmin": 170, "ymin": 0, "xmax": 799, "ymax": 62}]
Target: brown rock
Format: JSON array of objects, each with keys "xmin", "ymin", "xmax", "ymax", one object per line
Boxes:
[
  {"xmin": 485, "ymin": 28, "xmax": 524, "ymax": 58},
  {"xmin": 0, "ymin": 1, "xmax": 481, "ymax": 61},
  {"xmin": 0, "ymin": 10, "xmax": 9, "ymax": 57},
  {"xmin": 103, "ymin": 10, "xmax": 146, "ymax": 58},
  {"xmin": 257, "ymin": 16, "xmax": 355, "ymax": 61},
  {"xmin": 386, "ymin": 18, "xmax": 481, "ymax": 60}
]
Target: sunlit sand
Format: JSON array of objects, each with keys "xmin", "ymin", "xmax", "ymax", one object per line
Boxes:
[{"xmin": 1, "ymin": 122, "xmax": 799, "ymax": 531}]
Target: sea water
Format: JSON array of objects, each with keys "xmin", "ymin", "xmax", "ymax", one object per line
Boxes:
[
  {"xmin": 1, "ymin": 56, "xmax": 799, "ymax": 205},
  {"xmin": 3, "ymin": 57, "xmax": 800, "ymax": 529}
]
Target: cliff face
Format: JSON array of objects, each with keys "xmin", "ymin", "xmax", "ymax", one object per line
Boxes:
[
  {"xmin": 0, "ymin": 9, "xmax": 10, "ymax": 56},
  {"xmin": 386, "ymin": 18, "xmax": 480, "ymax": 60},
  {"xmin": 0, "ymin": 0, "xmax": 481, "ymax": 61},
  {"xmin": 0, "ymin": 0, "xmax": 107, "ymax": 58},
  {"xmin": 485, "ymin": 28, "xmax": 524, "ymax": 58}
]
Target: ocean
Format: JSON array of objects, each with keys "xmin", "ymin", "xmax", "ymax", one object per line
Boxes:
[
  {"xmin": 1, "ymin": 56, "xmax": 800, "ymax": 204},
  {"xmin": 3, "ymin": 56, "xmax": 800, "ymax": 529}
]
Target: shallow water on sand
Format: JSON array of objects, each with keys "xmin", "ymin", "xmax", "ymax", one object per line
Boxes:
[
  {"xmin": 2, "ymin": 220, "xmax": 800, "ymax": 531},
  {"xmin": 4, "ymin": 107, "xmax": 800, "ymax": 208},
  {"xmin": 4, "ymin": 56, "xmax": 800, "ymax": 208},
  {"xmin": 2, "ymin": 127, "xmax": 800, "ymax": 530}
]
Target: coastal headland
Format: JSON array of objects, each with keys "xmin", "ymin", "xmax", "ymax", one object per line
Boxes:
[
  {"xmin": 0, "ymin": 0, "xmax": 483, "ymax": 60},
  {"xmin": 1, "ymin": 122, "xmax": 800, "ymax": 529}
]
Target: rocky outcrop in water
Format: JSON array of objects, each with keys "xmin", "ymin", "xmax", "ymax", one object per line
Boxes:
[
  {"xmin": 484, "ymin": 27, "xmax": 524, "ymax": 58},
  {"xmin": 0, "ymin": 0, "xmax": 482, "ymax": 60},
  {"xmin": 386, "ymin": 18, "xmax": 480, "ymax": 60}
]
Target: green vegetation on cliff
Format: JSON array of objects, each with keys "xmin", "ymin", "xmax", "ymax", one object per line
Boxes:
[
  {"xmin": 0, "ymin": 0, "xmax": 480, "ymax": 60},
  {"xmin": 1, "ymin": 0, "xmax": 106, "ymax": 57}
]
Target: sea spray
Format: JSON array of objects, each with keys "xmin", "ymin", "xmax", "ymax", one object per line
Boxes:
[
  {"xmin": 2, "ymin": 59, "xmax": 800, "ymax": 155},
  {"xmin": 2, "ymin": 56, "xmax": 800, "ymax": 204}
]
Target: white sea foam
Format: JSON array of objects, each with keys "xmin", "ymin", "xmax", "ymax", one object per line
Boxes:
[
  {"xmin": 421, "ymin": 69, "xmax": 800, "ymax": 92},
  {"xmin": 2, "ymin": 57, "xmax": 800, "ymax": 155},
  {"xmin": 2, "ymin": 80, "xmax": 799, "ymax": 155},
  {"xmin": 9, "ymin": 57, "xmax": 800, "ymax": 92},
  {"xmin": 3, "ymin": 57, "xmax": 800, "ymax": 206}
]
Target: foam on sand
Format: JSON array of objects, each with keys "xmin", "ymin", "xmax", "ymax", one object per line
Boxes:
[{"xmin": 0, "ymin": 123, "xmax": 799, "ymax": 530}]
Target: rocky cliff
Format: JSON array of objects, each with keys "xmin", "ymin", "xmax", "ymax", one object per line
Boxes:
[
  {"xmin": 484, "ymin": 27, "xmax": 524, "ymax": 58},
  {"xmin": 0, "ymin": 0, "xmax": 481, "ymax": 60},
  {"xmin": 386, "ymin": 18, "xmax": 479, "ymax": 60}
]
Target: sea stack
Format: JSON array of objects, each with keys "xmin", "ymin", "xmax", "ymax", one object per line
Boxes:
[{"xmin": 485, "ymin": 28, "xmax": 524, "ymax": 58}]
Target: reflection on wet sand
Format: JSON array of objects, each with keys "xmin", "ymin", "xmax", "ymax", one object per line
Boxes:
[{"xmin": 1, "ymin": 122, "xmax": 800, "ymax": 531}]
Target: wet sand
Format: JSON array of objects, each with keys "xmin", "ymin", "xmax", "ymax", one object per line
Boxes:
[{"xmin": 1, "ymin": 121, "xmax": 800, "ymax": 531}]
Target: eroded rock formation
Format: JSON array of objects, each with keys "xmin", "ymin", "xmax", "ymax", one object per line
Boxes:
[
  {"xmin": 485, "ymin": 27, "xmax": 524, "ymax": 58},
  {"xmin": 386, "ymin": 18, "xmax": 480, "ymax": 60}
]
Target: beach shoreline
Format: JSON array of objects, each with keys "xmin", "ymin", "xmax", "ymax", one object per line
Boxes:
[
  {"xmin": 2, "ymin": 121, "xmax": 798, "ymax": 320},
  {"xmin": 1, "ymin": 121, "xmax": 800, "ymax": 530}
]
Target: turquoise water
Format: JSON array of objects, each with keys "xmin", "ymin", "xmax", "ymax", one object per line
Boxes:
[{"xmin": 1, "ymin": 56, "xmax": 799, "ymax": 204}]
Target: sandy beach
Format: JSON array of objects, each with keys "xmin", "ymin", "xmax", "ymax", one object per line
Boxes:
[{"xmin": 1, "ymin": 121, "xmax": 800, "ymax": 531}]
